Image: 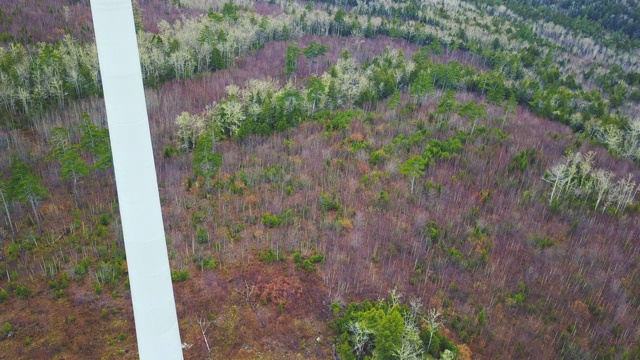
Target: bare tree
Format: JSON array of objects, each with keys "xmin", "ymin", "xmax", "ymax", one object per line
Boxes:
[
  {"xmin": 347, "ymin": 321, "xmax": 373, "ymax": 358},
  {"xmin": 197, "ymin": 317, "xmax": 212, "ymax": 352},
  {"xmin": 544, "ymin": 163, "xmax": 570, "ymax": 205},
  {"xmin": 234, "ymin": 280, "xmax": 266, "ymax": 327},
  {"xmin": 0, "ymin": 181, "xmax": 16, "ymax": 242},
  {"xmin": 608, "ymin": 174, "xmax": 639, "ymax": 213},
  {"xmin": 592, "ymin": 169, "xmax": 613, "ymax": 212}
]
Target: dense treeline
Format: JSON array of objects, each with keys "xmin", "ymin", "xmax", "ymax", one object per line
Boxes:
[
  {"xmin": 179, "ymin": 28, "xmax": 640, "ymax": 167},
  {"xmin": 178, "ymin": 43, "xmax": 640, "ymax": 217},
  {"xmin": 316, "ymin": 0, "xmax": 640, "ymax": 165},
  {"xmin": 466, "ymin": 0, "xmax": 640, "ymax": 49},
  {"xmin": 3, "ymin": 0, "xmax": 640, "ymax": 170},
  {"xmin": 0, "ymin": 3, "xmax": 293, "ymax": 118}
]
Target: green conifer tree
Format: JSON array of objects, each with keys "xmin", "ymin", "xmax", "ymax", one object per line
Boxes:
[{"xmin": 8, "ymin": 159, "xmax": 49, "ymax": 236}]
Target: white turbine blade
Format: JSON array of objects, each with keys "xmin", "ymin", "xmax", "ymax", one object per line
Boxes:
[{"xmin": 89, "ymin": 0, "xmax": 183, "ymax": 358}]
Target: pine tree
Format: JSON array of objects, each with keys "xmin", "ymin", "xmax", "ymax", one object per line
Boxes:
[
  {"xmin": 79, "ymin": 114, "xmax": 112, "ymax": 171},
  {"xmin": 399, "ymin": 155, "xmax": 426, "ymax": 194},
  {"xmin": 276, "ymin": 88, "xmax": 304, "ymax": 129},
  {"xmin": 326, "ymin": 79, "xmax": 339, "ymax": 110},
  {"xmin": 435, "ymin": 90, "xmax": 458, "ymax": 123},
  {"xmin": 8, "ymin": 159, "xmax": 49, "ymax": 236},
  {"xmin": 374, "ymin": 309, "xmax": 405, "ymax": 359},
  {"xmin": 59, "ymin": 148, "xmax": 89, "ymax": 203},
  {"xmin": 306, "ymin": 76, "xmax": 325, "ymax": 116},
  {"xmin": 285, "ymin": 44, "xmax": 300, "ymax": 77},
  {"xmin": 458, "ymin": 101, "xmax": 486, "ymax": 134},
  {"xmin": 211, "ymin": 46, "xmax": 225, "ymax": 71},
  {"xmin": 410, "ymin": 71, "xmax": 435, "ymax": 106},
  {"xmin": 193, "ymin": 132, "xmax": 223, "ymax": 193},
  {"xmin": 503, "ymin": 93, "xmax": 517, "ymax": 126},
  {"xmin": 487, "ymin": 82, "xmax": 505, "ymax": 105},
  {"xmin": 303, "ymin": 41, "xmax": 329, "ymax": 74},
  {"xmin": 386, "ymin": 89, "xmax": 401, "ymax": 114},
  {"xmin": 48, "ymin": 127, "xmax": 89, "ymax": 205}
]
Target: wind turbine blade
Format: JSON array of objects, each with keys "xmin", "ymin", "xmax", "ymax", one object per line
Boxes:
[{"xmin": 89, "ymin": 0, "xmax": 183, "ymax": 358}]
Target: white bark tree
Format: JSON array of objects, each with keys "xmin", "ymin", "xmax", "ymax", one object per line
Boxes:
[
  {"xmin": 544, "ymin": 163, "xmax": 570, "ymax": 204},
  {"xmin": 347, "ymin": 322, "xmax": 373, "ymax": 358},
  {"xmin": 425, "ymin": 308, "xmax": 443, "ymax": 354},
  {"xmin": 592, "ymin": 169, "xmax": 613, "ymax": 212},
  {"xmin": 608, "ymin": 174, "xmax": 638, "ymax": 213},
  {"xmin": 197, "ymin": 317, "xmax": 212, "ymax": 352},
  {"xmin": 175, "ymin": 112, "xmax": 206, "ymax": 151},
  {"xmin": 0, "ymin": 181, "xmax": 16, "ymax": 241}
]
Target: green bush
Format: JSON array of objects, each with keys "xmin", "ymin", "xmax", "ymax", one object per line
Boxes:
[
  {"xmin": 450, "ymin": 314, "xmax": 479, "ymax": 344},
  {"xmin": 192, "ymin": 211, "xmax": 205, "ymax": 224},
  {"xmin": 7, "ymin": 242, "xmax": 20, "ymax": 261},
  {"xmin": 325, "ymin": 110, "xmax": 361, "ymax": 132},
  {"xmin": 292, "ymin": 250, "xmax": 302, "ymax": 264},
  {"xmin": 98, "ymin": 213, "xmax": 112, "ymax": 226},
  {"xmin": 313, "ymin": 110, "xmax": 331, "ymax": 121},
  {"xmin": 369, "ymin": 149, "xmax": 388, "ymax": 166},
  {"xmin": 3, "ymin": 322, "xmax": 12, "ymax": 335},
  {"xmin": 0, "ymin": 288, "xmax": 9, "ymax": 303},
  {"xmin": 372, "ymin": 190, "xmax": 389, "ymax": 210},
  {"xmin": 309, "ymin": 253, "xmax": 326, "ymax": 264},
  {"xmin": 447, "ymin": 247, "xmax": 464, "ymax": 262},
  {"xmin": 477, "ymin": 308, "xmax": 487, "ymax": 326},
  {"xmin": 163, "ymin": 145, "xmax": 179, "ymax": 158},
  {"xmin": 73, "ymin": 258, "xmax": 91, "ymax": 277},
  {"xmin": 95, "ymin": 262, "xmax": 120, "ymax": 285},
  {"xmin": 423, "ymin": 135, "xmax": 465, "ymax": 160},
  {"xmin": 261, "ymin": 212, "xmax": 281, "ymax": 228},
  {"xmin": 423, "ymin": 220, "xmax": 441, "ymax": 243},
  {"xmin": 331, "ymin": 302, "xmax": 341, "ymax": 314},
  {"xmin": 14, "ymin": 284, "xmax": 31, "ymax": 299},
  {"xmin": 532, "ymin": 235, "xmax": 555, "ymax": 249},
  {"xmin": 95, "ymin": 225, "xmax": 109, "ymax": 238},
  {"xmin": 508, "ymin": 149, "xmax": 537, "ymax": 173},
  {"xmin": 301, "ymin": 259, "xmax": 314, "ymax": 272},
  {"xmin": 199, "ymin": 256, "xmax": 217, "ymax": 270},
  {"xmin": 319, "ymin": 192, "xmax": 342, "ymax": 212},
  {"xmin": 294, "ymin": 252, "xmax": 325, "ymax": 271},
  {"xmin": 258, "ymin": 249, "xmax": 281, "ymax": 264},
  {"xmin": 196, "ymin": 227, "xmax": 209, "ymax": 244},
  {"xmin": 508, "ymin": 281, "xmax": 528, "ymax": 305},
  {"xmin": 261, "ymin": 209, "xmax": 293, "ymax": 228},
  {"xmin": 48, "ymin": 273, "xmax": 70, "ymax": 292},
  {"xmin": 171, "ymin": 269, "xmax": 190, "ymax": 282}
]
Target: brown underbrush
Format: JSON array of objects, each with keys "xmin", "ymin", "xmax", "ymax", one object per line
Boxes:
[{"xmin": 1, "ymin": 27, "xmax": 639, "ymax": 360}]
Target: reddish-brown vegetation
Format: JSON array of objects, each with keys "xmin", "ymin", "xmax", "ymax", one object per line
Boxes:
[
  {"xmin": 1, "ymin": 21, "xmax": 640, "ymax": 360},
  {"xmin": 0, "ymin": 0, "xmax": 202, "ymax": 44}
]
